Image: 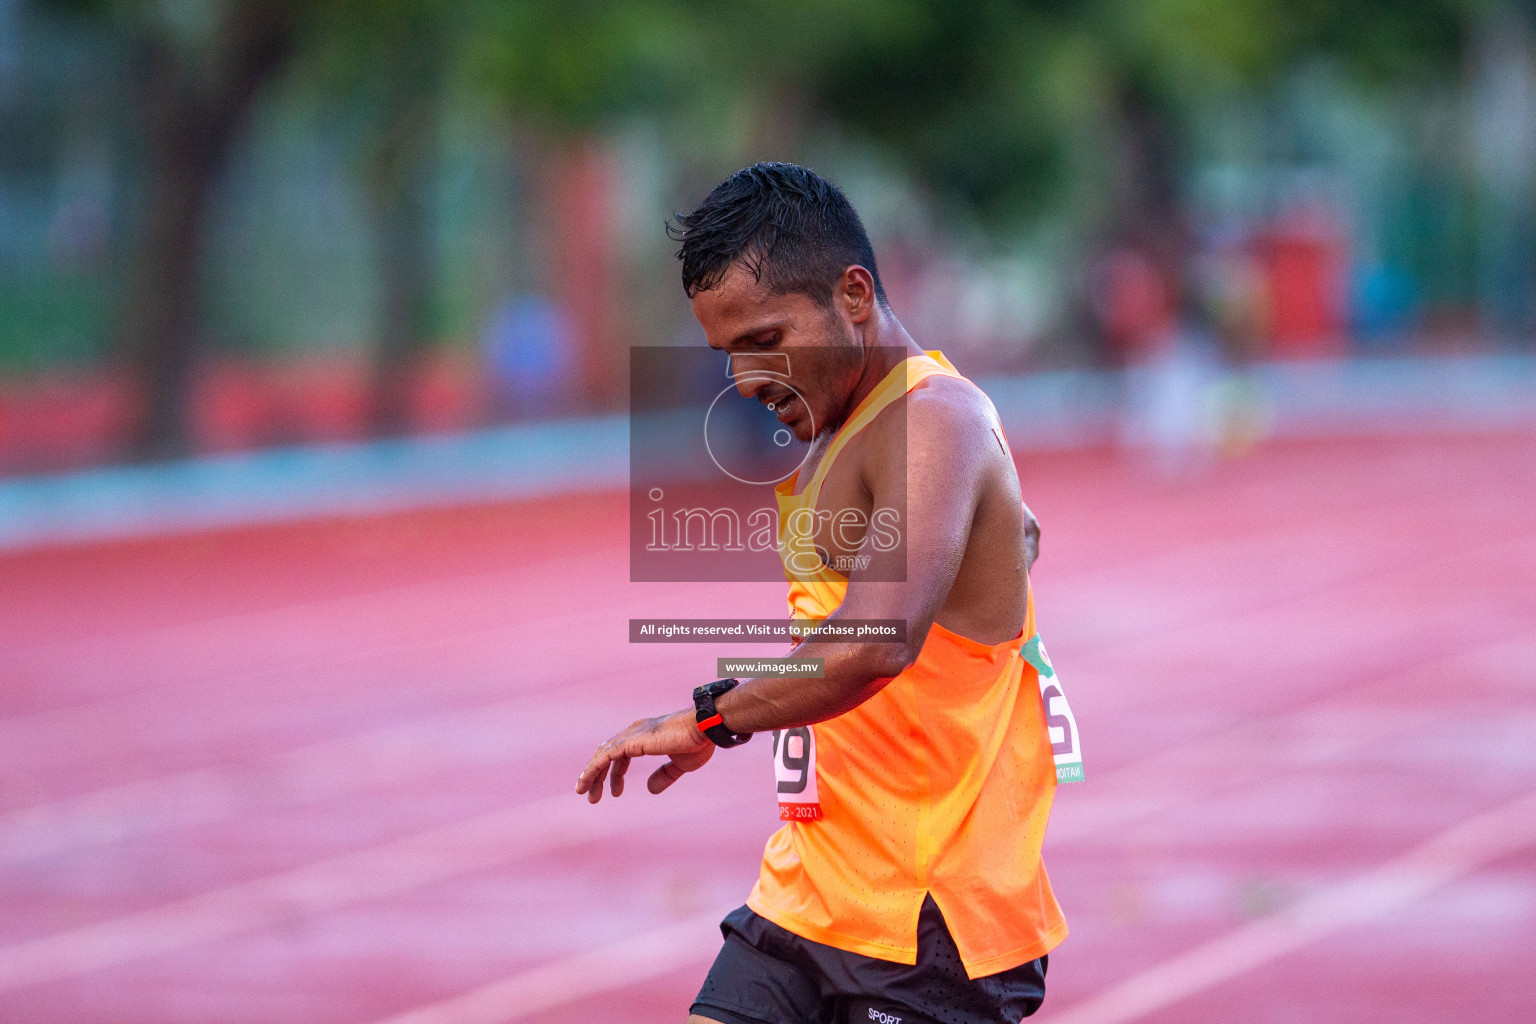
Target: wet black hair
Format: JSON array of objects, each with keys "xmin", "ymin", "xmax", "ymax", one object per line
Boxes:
[{"xmin": 669, "ymin": 161, "xmax": 887, "ymax": 307}]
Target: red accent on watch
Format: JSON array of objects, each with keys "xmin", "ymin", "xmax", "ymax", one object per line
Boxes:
[{"xmin": 697, "ymin": 713, "xmax": 724, "ymax": 732}]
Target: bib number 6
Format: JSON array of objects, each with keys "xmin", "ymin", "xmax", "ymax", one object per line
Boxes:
[{"xmin": 1022, "ymin": 635, "xmax": 1085, "ymax": 784}]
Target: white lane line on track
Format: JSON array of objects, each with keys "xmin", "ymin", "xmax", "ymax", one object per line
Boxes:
[
  {"xmin": 350, "ymin": 632, "xmax": 1536, "ymax": 1024},
  {"xmin": 1, "ymin": 630, "xmax": 1527, "ymax": 999},
  {"xmin": 9, "ymin": 477, "xmax": 1503, "ymax": 723},
  {"xmin": 1047, "ymin": 628, "xmax": 1536, "ymax": 844},
  {"xmin": 3, "ymin": 627, "xmax": 1527, "ymax": 996},
  {"xmin": 0, "ymin": 586, "xmax": 618, "ymax": 735},
  {"xmin": 1046, "ymin": 785, "xmax": 1536, "ymax": 1024},
  {"xmin": 369, "ymin": 911, "xmax": 727, "ymax": 1024},
  {"xmin": 0, "ymin": 650, "xmax": 699, "ymax": 865},
  {"xmin": 1, "ymin": 545, "xmax": 618, "ymax": 660},
  {"xmin": 0, "ymin": 662, "xmax": 1439, "ymax": 867},
  {"xmin": 11, "ymin": 608, "xmax": 1529, "ymax": 873},
  {"xmin": 1047, "ymin": 708, "xmax": 1441, "ymax": 846},
  {"xmin": 362, "ymin": 785, "xmax": 1536, "ymax": 1024},
  {"xmin": 1054, "ymin": 531, "xmax": 1536, "ymax": 719},
  {"xmin": 0, "ymin": 789, "xmax": 745, "ymax": 994}
]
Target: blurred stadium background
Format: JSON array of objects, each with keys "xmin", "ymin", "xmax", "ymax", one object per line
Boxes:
[{"xmin": 1, "ymin": 1, "xmax": 1534, "ymax": 1022}]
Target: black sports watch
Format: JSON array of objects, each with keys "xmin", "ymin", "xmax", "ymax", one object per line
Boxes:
[{"xmin": 693, "ymin": 679, "xmax": 752, "ymax": 748}]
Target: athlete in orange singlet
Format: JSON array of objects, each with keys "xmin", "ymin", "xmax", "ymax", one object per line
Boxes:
[{"xmin": 578, "ymin": 163, "xmax": 1070, "ymax": 1024}]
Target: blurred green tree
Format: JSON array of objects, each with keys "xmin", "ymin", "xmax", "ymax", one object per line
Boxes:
[
  {"xmin": 41, "ymin": 0, "xmax": 305, "ymax": 457},
  {"xmin": 1043, "ymin": 0, "xmax": 1486, "ymax": 310},
  {"xmin": 469, "ymin": 0, "xmax": 1489, "ymax": 313},
  {"xmin": 301, "ymin": 0, "xmax": 460, "ymax": 435},
  {"xmin": 36, "ymin": 0, "xmax": 1493, "ymax": 454},
  {"xmin": 801, "ymin": 0, "xmax": 1483, "ymax": 242},
  {"xmin": 39, "ymin": 0, "xmax": 466, "ymax": 451}
]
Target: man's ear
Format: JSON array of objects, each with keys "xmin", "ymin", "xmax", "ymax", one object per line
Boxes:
[{"xmin": 839, "ymin": 266, "xmax": 877, "ymax": 325}]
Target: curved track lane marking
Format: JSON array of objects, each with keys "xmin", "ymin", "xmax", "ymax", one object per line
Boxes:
[
  {"xmin": 4, "ymin": 629, "xmax": 1528, "ymax": 996},
  {"xmin": 1046, "ymin": 785, "xmax": 1536, "ymax": 1024},
  {"xmin": 0, "ymin": 651, "xmax": 698, "ymax": 864},
  {"xmin": 0, "ymin": 789, "xmax": 744, "ymax": 994},
  {"xmin": 369, "ymin": 912, "xmax": 727, "ymax": 1024},
  {"xmin": 358, "ymin": 783, "xmax": 1536, "ymax": 1024},
  {"xmin": 351, "ymin": 629, "xmax": 1536, "ymax": 1024}
]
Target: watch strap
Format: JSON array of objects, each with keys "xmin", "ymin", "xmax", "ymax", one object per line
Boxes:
[{"xmin": 693, "ymin": 679, "xmax": 752, "ymax": 748}]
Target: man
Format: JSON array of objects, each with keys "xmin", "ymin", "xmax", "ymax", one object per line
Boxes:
[{"xmin": 577, "ymin": 163, "xmax": 1072, "ymax": 1024}]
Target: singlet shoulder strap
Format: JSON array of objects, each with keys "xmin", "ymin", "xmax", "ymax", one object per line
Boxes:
[{"xmin": 801, "ymin": 350, "xmax": 965, "ymax": 504}]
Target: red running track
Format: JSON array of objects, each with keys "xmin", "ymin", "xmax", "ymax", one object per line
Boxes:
[{"xmin": 1, "ymin": 431, "xmax": 1533, "ymax": 1023}]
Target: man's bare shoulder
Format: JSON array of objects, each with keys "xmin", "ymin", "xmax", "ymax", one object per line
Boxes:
[
  {"xmin": 904, "ymin": 373, "xmax": 997, "ymax": 444},
  {"xmin": 852, "ymin": 373, "xmax": 998, "ymax": 488},
  {"xmin": 856, "ymin": 372, "xmax": 992, "ymax": 436}
]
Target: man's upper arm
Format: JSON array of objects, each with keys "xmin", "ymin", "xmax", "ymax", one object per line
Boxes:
[{"xmin": 835, "ymin": 384, "xmax": 994, "ymax": 669}]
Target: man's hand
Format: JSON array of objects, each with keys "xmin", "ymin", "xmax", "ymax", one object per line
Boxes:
[
  {"xmin": 1022, "ymin": 499, "xmax": 1041, "ymax": 572},
  {"xmin": 575, "ymin": 709, "xmax": 715, "ymax": 803}
]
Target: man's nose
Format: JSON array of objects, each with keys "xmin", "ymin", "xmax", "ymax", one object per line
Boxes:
[
  {"xmin": 729, "ymin": 357, "xmax": 770, "ymax": 399},
  {"xmin": 728, "ymin": 353, "xmax": 790, "ymax": 398}
]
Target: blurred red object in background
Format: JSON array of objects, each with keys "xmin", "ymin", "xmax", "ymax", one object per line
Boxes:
[
  {"xmin": 1258, "ymin": 206, "xmax": 1348, "ymax": 359},
  {"xmin": 0, "ymin": 351, "xmax": 488, "ymax": 473}
]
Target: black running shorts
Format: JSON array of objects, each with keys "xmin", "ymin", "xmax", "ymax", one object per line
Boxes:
[{"xmin": 690, "ymin": 897, "xmax": 1048, "ymax": 1024}]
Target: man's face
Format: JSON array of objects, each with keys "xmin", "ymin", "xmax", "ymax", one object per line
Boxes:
[{"xmin": 690, "ymin": 263, "xmax": 864, "ymax": 443}]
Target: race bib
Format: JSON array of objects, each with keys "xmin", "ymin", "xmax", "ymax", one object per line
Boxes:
[
  {"xmin": 1022, "ymin": 635, "xmax": 1084, "ymax": 783},
  {"xmin": 772, "ymin": 726, "xmax": 822, "ymax": 820}
]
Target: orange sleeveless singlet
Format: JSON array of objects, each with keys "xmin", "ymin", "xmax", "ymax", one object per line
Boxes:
[{"xmin": 747, "ymin": 351, "xmax": 1068, "ymax": 979}]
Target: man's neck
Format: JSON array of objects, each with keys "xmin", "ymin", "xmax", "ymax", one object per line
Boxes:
[{"xmin": 830, "ymin": 307, "xmax": 924, "ymax": 435}]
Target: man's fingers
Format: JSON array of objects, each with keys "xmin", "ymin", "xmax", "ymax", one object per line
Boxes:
[
  {"xmin": 575, "ymin": 747, "xmax": 611, "ymax": 796},
  {"xmin": 610, "ymin": 754, "xmax": 631, "ymax": 797},
  {"xmin": 579, "ymin": 714, "xmax": 702, "ymax": 802},
  {"xmin": 648, "ymin": 758, "xmax": 687, "ymax": 794},
  {"xmin": 583, "ymin": 761, "xmax": 608, "ymax": 798},
  {"xmin": 580, "ymin": 749, "xmax": 611, "ymax": 804}
]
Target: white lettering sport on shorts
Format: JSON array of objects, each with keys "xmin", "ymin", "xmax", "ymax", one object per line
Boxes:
[
  {"xmin": 772, "ymin": 726, "xmax": 821, "ymax": 820},
  {"xmin": 1021, "ymin": 635, "xmax": 1085, "ymax": 784}
]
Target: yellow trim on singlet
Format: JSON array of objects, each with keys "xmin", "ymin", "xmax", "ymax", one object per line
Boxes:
[{"xmin": 775, "ymin": 351, "xmax": 965, "ymax": 610}]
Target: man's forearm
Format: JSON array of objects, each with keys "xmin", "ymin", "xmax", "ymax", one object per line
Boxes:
[{"xmin": 713, "ymin": 635, "xmax": 908, "ymax": 734}]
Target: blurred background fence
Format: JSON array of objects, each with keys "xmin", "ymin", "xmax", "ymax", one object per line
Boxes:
[{"xmin": 1, "ymin": 0, "xmax": 1535, "ymax": 476}]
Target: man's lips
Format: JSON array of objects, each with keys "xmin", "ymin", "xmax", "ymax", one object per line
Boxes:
[{"xmin": 762, "ymin": 391, "xmax": 799, "ymax": 422}]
